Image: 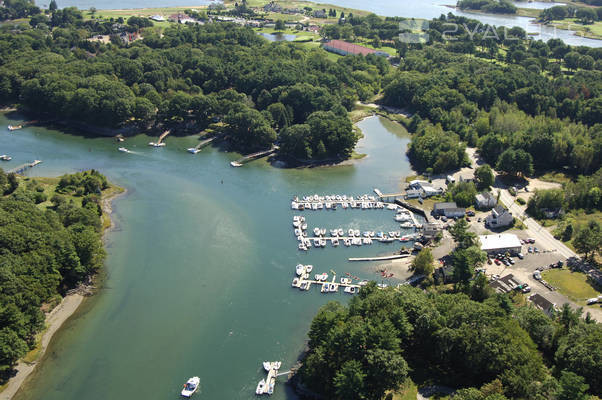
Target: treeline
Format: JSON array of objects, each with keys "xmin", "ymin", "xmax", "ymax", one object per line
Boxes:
[
  {"xmin": 457, "ymin": 0, "xmax": 517, "ymax": 14},
  {"xmin": 383, "ymin": 14, "xmax": 602, "ymax": 175},
  {"xmin": 540, "ymin": 5, "xmax": 602, "ymax": 24},
  {"xmin": 0, "ymin": 23, "xmax": 390, "ymax": 159},
  {"xmin": 0, "ymin": 0, "xmax": 40, "ymax": 21},
  {"xmin": 320, "ymin": 13, "xmax": 405, "ymax": 42},
  {"xmin": 300, "ymin": 284, "xmax": 602, "ymax": 399},
  {"xmin": 0, "ymin": 170, "xmax": 108, "ymax": 381}
]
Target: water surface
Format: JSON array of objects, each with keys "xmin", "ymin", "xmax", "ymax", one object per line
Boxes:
[{"xmin": 1, "ymin": 115, "xmax": 414, "ymax": 400}]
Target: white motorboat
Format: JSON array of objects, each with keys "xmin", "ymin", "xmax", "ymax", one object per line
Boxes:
[
  {"xmin": 293, "ymin": 216, "xmax": 300, "ymax": 222},
  {"xmin": 256, "ymin": 379, "xmax": 266, "ymax": 395},
  {"xmin": 320, "ymin": 228, "xmax": 326, "ymax": 236},
  {"xmin": 400, "ymin": 222, "xmax": 413, "ymax": 228},
  {"xmin": 293, "ymin": 221, "xmax": 301, "ymax": 228},
  {"xmin": 338, "ymin": 229, "xmax": 344, "ymax": 236},
  {"xmin": 0, "ymin": 155, "xmax": 11, "ymax": 161},
  {"xmin": 300, "ymin": 281, "xmax": 311, "ymax": 290},
  {"xmin": 344, "ymin": 286, "xmax": 356, "ymax": 294},
  {"xmin": 301, "ymin": 223, "xmax": 308, "ymax": 230},
  {"xmin": 294, "ymin": 228, "xmax": 301, "ymax": 236},
  {"xmin": 348, "ymin": 229, "xmax": 355, "ymax": 236},
  {"xmin": 321, "ymin": 283, "xmax": 329, "ymax": 293},
  {"xmin": 330, "ymin": 229, "xmax": 338, "ymax": 237},
  {"xmin": 118, "ymin": 147, "xmax": 130, "ymax": 153},
  {"xmin": 305, "ymin": 265, "xmax": 313, "ymax": 273},
  {"xmin": 148, "ymin": 141, "xmax": 166, "ymax": 147},
  {"xmin": 395, "ymin": 214, "xmax": 412, "ymax": 222},
  {"xmin": 295, "ymin": 264, "xmax": 306, "ymax": 276},
  {"xmin": 273, "ymin": 361, "xmax": 282, "ymax": 370},
  {"xmin": 187, "ymin": 148, "xmax": 200, "ymax": 154},
  {"xmin": 7, "ymin": 125, "xmax": 22, "ymax": 131},
  {"xmin": 340, "ymin": 277, "xmax": 351, "ymax": 284},
  {"xmin": 330, "ymin": 283, "xmax": 339, "ymax": 293},
  {"xmin": 313, "ymin": 238, "xmax": 320, "ymax": 247},
  {"xmin": 332, "ymin": 239, "xmax": 339, "ymax": 247},
  {"xmin": 344, "ymin": 238, "xmax": 351, "ymax": 247},
  {"xmin": 362, "ymin": 231, "xmax": 370, "ymax": 238},
  {"xmin": 292, "ymin": 277, "xmax": 301, "ymax": 288},
  {"xmin": 354, "ymin": 229, "xmax": 360, "ymax": 237},
  {"xmin": 298, "ymin": 243, "xmax": 307, "ymax": 251},
  {"xmin": 313, "ymin": 227, "xmax": 321, "ymax": 236},
  {"xmin": 377, "ymin": 283, "xmax": 388, "ymax": 289},
  {"xmin": 387, "ymin": 203, "xmax": 397, "ymax": 210},
  {"xmin": 362, "ymin": 237, "xmax": 370, "ymax": 244},
  {"xmin": 358, "ymin": 280, "xmax": 369, "ymax": 286},
  {"xmin": 263, "ymin": 361, "xmax": 272, "ymax": 371},
  {"xmin": 181, "ymin": 376, "xmax": 200, "ymax": 398}
]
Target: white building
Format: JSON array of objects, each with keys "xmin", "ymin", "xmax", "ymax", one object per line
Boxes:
[
  {"xmin": 479, "ymin": 233, "xmax": 522, "ymax": 255},
  {"xmin": 475, "ymin": 192, "xmax": 497, "ymax": 209},
  {"xmin": 485, "ymin": 205, "xmax": 513, "ymax": 228}
]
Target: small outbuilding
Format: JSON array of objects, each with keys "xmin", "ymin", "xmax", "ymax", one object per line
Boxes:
[
  {"xmin": 528, "ymin": 293, "xmax": 556, "ymax": 317},
  {"xmin": 475, "ymin": 192, "xmax": 496, "ymax": 209},
  {"xmin": 479, "ymin": 233, "xmax": 522, "ymax": 255}
]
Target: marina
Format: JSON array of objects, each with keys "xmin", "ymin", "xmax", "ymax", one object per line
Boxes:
[
  {"xmin": 292, "ymin": 264, "xmax": 364, "ymax": 294},
  {"xmin": 256, "ymin": 361, "xmax": 289, "ymax": 396}
]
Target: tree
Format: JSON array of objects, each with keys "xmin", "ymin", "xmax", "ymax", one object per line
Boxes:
[
  {"xmin": 450, "ymin": 218, "xmax": 477, "ymax": 249},
  {"xmin": 411, "ymin": 248, "xmax": 434, "ymax": 276},
  {"xmin": 49, "ymin": 0, "xmax": 57, "ymax": 12},
  {"xmin": 274, "ymin": 19, "xmax": 285, "ymax": 31},
  {"xmin": 333, "ymin": 360, "xmax": 365, "ymax": 400},
  {"xmin": 557, "ymin": 371, "xmax": 589, "ymax": 400},
  {"xmin": 572, "ymin": 221, "xmax": 601, "ymax": 260},
  {"xmin": 496, "ymin": 148, "xmax": 534, "ymax": 177},
  {"xmin": 475, "ymin": 164, "xmax": 495, "ymax": 190}
]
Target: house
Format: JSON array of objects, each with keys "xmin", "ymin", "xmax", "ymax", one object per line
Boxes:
[
  {"xmin": 404, "ymin": 189, "xmax": 421, "ymax": 199},
  {"xmin": 435, "ymin": 264, "xmax": 455, "ymax": 284},
  {"xmin": 263, "ymin": 1, "xmax": 282, "ymax": 12},
  {"xmin": 475, "ymin": 192, "xmax": 497, "ymax": 209},
  {"xmin": 422, "ymin": 186, "xmax": 443, "ymax": 197},
  {"xmin": 529, "ymin": 293, "xmax": 556, "ymax": 317},
  {"xmin": 542, "ymin": 208, "xmax": 564, "ymax": 219},
  {"xmin": 149, "ymin": 15, "xmax": 165, "ymax": 21},
  {"xmin": 422, "ymin": 223, "xmax": 442, "ymax": 239},
  {"xmin": 445, "ymin": 207, "xmax": 466, "ymax": 218},
  {"xmin": 486, "ymin": 205, "xmax": 513, "ymax": 228},
  {"xmin": 433, "ymin": 202, "xmax": 458, "ymax": 216},
  {"xmin": 322, "ymin": 39, "xmax": 390, "ymax": 57},
  {"xmin": 408, "ymin": 180, "xmax": 430, "ymax": 189},
  {"xmin": 307, "ymin": 25, "xmax": 320, "ymax": 33},
  {"xmin": 312, "ymin": 9, "xmax": 327, "ymax": 18},
  {"xmin": 490, "ymin": 274, "xmax": 522, "ymax": 294},
  {"xmin": 479, "ymin": 233, "xmax": 522, "ymax": 255}
]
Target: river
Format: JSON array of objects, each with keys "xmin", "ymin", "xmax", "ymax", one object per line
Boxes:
[{"xmin": 1, "ymin": 114, "xmax": 415, "ymax": 400}]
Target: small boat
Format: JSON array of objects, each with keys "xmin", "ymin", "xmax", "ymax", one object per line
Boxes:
[
  {"xmin": 256, "ymin": 379, "xmax": 266, "ymax": 395},
  {"xmin": 343, "ymin": 238, "xmax": 351, "ymax": 247},
  {"xmin": 187, "ymin": 148, "xmax": 200, "ymax": 154},
  {"xmin": 332, "ymin": 239, "xmax": 339, "ymax": 247},
  {"xmin": 273, "ymin": 361, "xmax": 282, "ymax": 370},
  {"xmin": 305, "ymin": 265, "xmax": 313, "ymax": 273},
  {"xmin": 330, "ymin": 283, "xmax": 339, "ymax": 293},
  {"xmin": 299, "ymin": 281, "xmax": 310, "ymax": 290},
  {"xmin": 301, "ymin": 223, "xmax": 308, "ymax": 230},
  {"xmin": 298, "ymin": 243, "xmax": 307, "ymax": 251},
  {"xmin": 7, "ymin": 125, "xmax": 22, "ymax": 131},
  {"xmin": 181, "ymin": 376, "xmax": 200, "ymax": 398},
  {"xmin": 400, "ymin": 222, "xmax": 414, "ymax": 228},
  {"xmin": 387, "ymin": 203, "xmax": 397, "ymax": 210},
  {"xmin": 320, "ymin": 228, "xmax": 326, "ymax": 236},
  {"xmin": 330, "ymin": 229, "xmax": 338, "ymax": 237},
  {"xmin": 295, "ymin": 264, "xmax": 306, "ymax": 276},
  {"xmin": 313, "ymin": 227, "xmax": 321, "ymax": 236},
  {"xmin": 344, "ymin": 286, "xmax": 356, "ymax": 294},
  {"xmin": 118, "ymin": 147, "xmax": 130, "ymax": 153},
  {"xmin": 377, "ymin": 283, "xmax": 388, "ymax": 289},
  {"xmin": 340, "ymin": 277, "xmax": 351, "ymax": 284},
  {"xmin": 291, "ymin": 277, "xmax": 301, "ymax": 288},
  {"xmin": 358, "ymin": 280, "xmax": 369, "ymax": 286},
  {"xmin": 293, "ymin": 221, "xmax": 301, "ymax": 228},
  {"xmin": 293, "ymin": 216, "xmax": 300, "ymax": 222},
  {"xmin": 263, "ymin": 361, "xmax": 272, "ymax": 371},
  {"xmin": 348, "ymin": 229, "xmax": 355, "ymax": 237},
  {"xmin": 0, "ymin": 155, "xmax": 11, "ymax": 161},
  {"xmin": 321, "ymin": 283, "xmax": 328, "ymax": 293},
  {"xmin": 354, "ymin": 229, "xmax": 360, "ymax": 237},
  {"xmin": 338, "ymin": 229, "xmax": 344, "ymax": 236},
  {"xmin": 148, "ymin": 142, "xmax": 166, "ymax": 147}
]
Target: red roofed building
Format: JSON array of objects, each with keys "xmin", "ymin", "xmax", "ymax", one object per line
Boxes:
[{"xmin": 322, "ymin": 39, "xmax": 390, "ymax": 57}]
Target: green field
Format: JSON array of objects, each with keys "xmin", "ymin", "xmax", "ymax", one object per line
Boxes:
[{"xmin": 542, "ymin": 268, "xmax": 601, "ymax": 305}]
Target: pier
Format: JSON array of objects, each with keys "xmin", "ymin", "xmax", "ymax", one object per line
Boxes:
[
  {"xmin": 157, "ymin": 129, "xmax": 170, "ymax": 145},
  {"xmin": 349, "ymin": 254, "xmax": 411, "ymax": 262},
  {"xmin": 230, "ymin": 146, "xmax": 278, "ymax": 167},
  {"xmin": 8, "ymin": 160, "xmax": 42, "ymax": 175},
  {"xmin": 188, "ymin": 135, "xmax": 220, "ymax": 154},
  {"xmin": 374, "ymin": 188, "xmax": 405, "ymax": 202}
]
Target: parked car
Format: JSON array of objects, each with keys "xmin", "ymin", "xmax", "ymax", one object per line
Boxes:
[
  {"xmin": 494, "ymin": 259, "xmax": 501, "ymax": 265},
  {"xmin": 527, "ymin": 238, "xmax": 535, "ymax": 244},
  {"xmin": 441, "ymin": 216, "xmax": 448, "ymax": 222},
  {"xmin": 509, "ymin": 258, "xmax": 515, "ymax": 265},
  {"xmin": 521, "ymin": 286, "xmax": 531, "ymax": 293},
  {"xmin": 528, "ymin": 246, "xmax": 533, "ymax": 253},
  {"xmin": 517, "ymin": 253, "xmax": 524, "ymax": 259},
  {"xmin": 533, "ymin": 271, "xmax": 542, "ymax": 280},
  {"xmin": 487, "ymin": 258, "xmax": 492, "ymax": 265},
  {"xmin": 534, "ymin": 247, "xmax": 540, "ymax": 253},
  {"xmin": 467, "ymin": 210, "xmax": 475, "ymax": 216},
  {"xmin": 477, "ymin": 218, "xmax": 481, "ymax": 222},
  {"xmin": 503, "ymin": 259, "xmax": 510, "ymax": 266}
]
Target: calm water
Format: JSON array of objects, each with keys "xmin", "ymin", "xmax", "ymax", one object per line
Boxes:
[
  {"xmin": 259, "ymin": 32, "xmax": 297, "ymax": 41},
  {"xmin": 1, "ymin": 114, "xmax": 414, "ymax": 400}
]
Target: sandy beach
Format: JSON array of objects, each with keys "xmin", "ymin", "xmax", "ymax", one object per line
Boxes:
[{"xmin": 1, "ymin": 294, "xmax": 84, "ymax": 400}]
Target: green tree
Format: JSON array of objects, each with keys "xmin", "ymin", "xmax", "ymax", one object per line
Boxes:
[
  {"xmin": 410, "ymin": 248, "xmax": 434, "ymax": 276},
  {"xmin": 274, "ymin": 19, "xmax": 285, "ymax": 31},
  {"xmin": 450, "ymin": 218, "xmax": 477, "ymax": 249},
  {"xmin": 572, "ymin": 221, "xmax": 601, "ymax": 260},
  {"xmin": 557, "ymin": 371, "xmax": 589, "ymax": 400},
  {"xmin": 475, "ymin": 164, "xmax": 495, "ymax": 190}
]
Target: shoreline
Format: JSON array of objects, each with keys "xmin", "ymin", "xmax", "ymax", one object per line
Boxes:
[{"xmin": 0, "ymin": 185, "xmax": 125, "ymax": 400}]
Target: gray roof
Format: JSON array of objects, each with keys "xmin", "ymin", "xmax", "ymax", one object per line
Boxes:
[
  {"xmin": 477, "ymin": 192, "xmax": 494, "ymax": 201},
  {"xmin": 493, "ymin": 205, "xmax": 506, "ymax": 214},
  {"xmin": 529, "ymin": 293, "xmax": 555, "ymax": 312},
  {"xmin": 434, "ymin": 202, "xmax": 457, "ymax": 210}
]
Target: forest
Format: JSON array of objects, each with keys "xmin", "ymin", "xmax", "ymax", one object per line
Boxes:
[
  {"xmin": 456, "ymin": 0, "xmax": 517, "ymax": 14},
  {"xmin": 300, "ymin": 284, "xmax": 602, "ymax": 400},
  {"xmin": 0, "ymin": 170, "xmax": 109, "ymax": 381},
  {"xmin": 0, "ymin": 19, "xmax": 386, "ymax": 160}
]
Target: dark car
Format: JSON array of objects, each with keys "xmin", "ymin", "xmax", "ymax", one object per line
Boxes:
[{"xmin": 467, "ymin": 211, "xmax": 475, "ymax": 216}]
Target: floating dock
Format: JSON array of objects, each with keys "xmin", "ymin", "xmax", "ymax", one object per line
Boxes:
[{"xmin": 8, "ymin": 160, "xmax": 42, "ymax": 175}]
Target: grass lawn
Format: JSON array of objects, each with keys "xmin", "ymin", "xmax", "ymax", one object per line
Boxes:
[
  {"xmin": 389, "ymin": 380, "xmax": 418, "ymax": 400},
  {"xmin": 549, "ymin": 18, "xmax": 602, "ymax": 40},
  {"xmin": 538, "ymin": 171, "xmax": 572, "ymax": 185},
  {"xmin": 542, "ymin": 268, "xmax": 601, "ymax": 304}
]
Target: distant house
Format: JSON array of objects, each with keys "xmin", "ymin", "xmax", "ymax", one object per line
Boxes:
[
  {"xmin": 490, "ymin": 274, "xmax": 522, "ymax": 294},
  {"xmin": 263, "ymin": 1, "xmax": 282, "ymax": 12},
  {"xmin": 486, "ymin": 205, "xmax": 513, "ymax": 228},
  {"xmin": 408, "ymin": 180, "xmax": 430, "ymax": 189},
  {"xmin": 433, "ymin": 202, "xmax": 465, "ymax": 218},
  {"xmin": 422, "ymin": 186, "xmax": 443, "ymax": 198},
  {"xmin": 150, "ymin": 15, "xmax": 165, "ymax": 21},
  {"xmin": 479, "ymin": 233, "xmax": 522, "ymax": 255},
  {"xmin": 407, "ymin": 180, "xmax": 443, "ymax": 198},
  {"xmin": 422, "ymin": 223, "xmax": 442, "ymax": 239},
  {"xmin": 542, "ymin": 208, "xmax": 564, "ymax": 219},
  {"xmin": 322, "ymin": 39, "xmax": 390, "ymax": 57},
  {"xmin": 435, "ymin": 264, "xmax": 455, "ymax": 284},
  {"xmin": 475, "ymin": 192, "xmax": 497, "ymax": 209},
  {"xmin": 307, "ymin": 25, "xmax": 320, "ymax": 33},
  {"xmin": 529, "ymin": 293, "xmax": 556, "ymax": 317},
  {"xmin": 404, "ymin": 189, "xmax": 421, "ymax": 199},
  {"xmin": 312, "ymin": 9, "xmax": 327, "ymax": 18}
]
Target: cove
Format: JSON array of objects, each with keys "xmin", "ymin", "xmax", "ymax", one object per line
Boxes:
[{"xmin": 1, "ymin": 115, "xmax": 413, "ymax": 400}]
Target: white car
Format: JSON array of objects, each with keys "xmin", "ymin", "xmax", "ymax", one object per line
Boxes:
[{"xmin": 587, "ymin": 298, "xmax": 599, "ymax": 305}]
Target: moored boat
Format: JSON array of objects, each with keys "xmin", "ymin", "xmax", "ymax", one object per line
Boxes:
[
  {"xmin": 295, "ymin": 264, "xmax": 306, "ymax": 276},
  {"xmin": 7, "ymin": 125, "xmax": 22, "ymax": 131},
  {"xmin": 263, "ymin": 361, "xmax": 272, "ymax": 371},
  {"xmin": 0, "ymin": 154, "xmax": 11, "ymax": 161},
  {"xmin": 256, "ymin": 379, "xmax": 266, "ymax": 395},
  {"xmin": 118, "ymin": 147, "xmax": 130, "ymax": 153}
]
